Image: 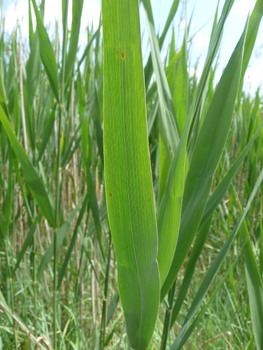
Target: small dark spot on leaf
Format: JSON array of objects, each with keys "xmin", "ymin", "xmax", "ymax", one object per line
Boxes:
[
  {"xmin": 121, "ymin": 50, "xmax": 125, "ymax": 60},
  {"xmin": 116, "ymin": 50, "xmax": 118, "ymax": 55},
  {"xmin": 109, "ymin": 192, "xmax": 112, "ymax": 197},
  {"xmin": 104, "ymin": 146, "xmax": 107, "ymax": 150},
  {"xmin": 133, "ymin": 54, "xmax": 135, "ymax": 58}
]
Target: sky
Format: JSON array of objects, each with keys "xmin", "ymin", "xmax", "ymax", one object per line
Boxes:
[{"xmin": 1, "ymin": 0, "xmax": 263, "ymax": 95}]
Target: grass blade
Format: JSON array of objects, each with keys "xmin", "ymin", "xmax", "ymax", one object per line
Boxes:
[
  {"xmin": 170, "ymin": 167, "xmax": 263, "ymax": 350},
  {"xmin": 0, "ymin": 105, "xmax": 55, "ymax": 227},
  {"xmin": 64, "ymin": 0, "xmax": 84, "ymax": 85},
  {"xmin": 162, "ymin": 16, "xmax": 248, "ymax": 300},
  {"xmin": 57, "ymin": 193, "xmax": 88, "ymax": 289},
  {"xmin": 13, "ymin": 212, "xmax": 42, "ymax": 273},
  {"xmin": 143, "ymin": 0, "xmax": 179, "ymax": 155},
  {"xmin": 200, "ymin": 124, "xmax": 262, "ymax": 228},
  {"xmin": 241, "ymin": 0, "xmax": 263, "ymax": 81},
  {"xmin": 235, "ymin": 194, "xmax": 263, "ymax": 350},
  {"xmin": 85, "ymin": 163, "xmax": 105, "ymax": 261},
  {"xmin": 37, "ymin": 194, "xmax": 86, "ymax": 280},
  {"xmin": 31, "ymin": 0, "xmax": 59, "ymax": 102}
]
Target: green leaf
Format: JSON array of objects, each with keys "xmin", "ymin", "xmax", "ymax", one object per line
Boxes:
[
  {"xmin": 57, "ymin": 193, "xmax": 88, "ymax": 289},
  {"xmin": 31, "ymin": 0, "xmax": 59, "ymax": 102},
  {"xmin": 143, "ymin": 0, "xmax": 179, "ymax": 155},
  {"xmin": 236, "ymin": 195, "xmax": 263, "ymax": 350},
  {"xmin": 25, "ymin": 30, "xmax": 41, "ymax": 149},
  {"xmin": 173, "ymin": 29, "xmax": 188, "ymax": 137},
  {"xmin": 64, "ymin": 0, "xmax": 84, "ymax": 84},
  {"xmin": 37, "ymin": 105, "xmax": 56, "ymax": 162},
  {"xmin": 37, "ymin": 194, "xmax": 86, "ymax": 280},
  {"xmin": 107, "ymin": 291, "xmax": 119, "ymax": 326},
  {"xmin": 144, "ymin": 0, "xmax": 180, "ymax": 90},
  {"xmin": 200, "ymin": 124, "xmax": 262, "ymax": 228},
  {"xmin": 22, "ymin": 332, "xmax": 31, "ymax": 350},
  {"xmin": 13, "ymin": 212, "xmax": 42, "ymax": 273},
  {"xmin": 241, "ymin": 0, "xmax": 263, "ymax": 81},
  {"xmin": 170, "ymin": 167, "xmax": 263, "ymax": 350},
  {"xmin": 85, "ymin": 164, "xmax": 105, "ymax": 261},
  {"xmin": 77, "ymin": 27, "xmax": 101, "ymax": 71},
  {"xmin": 0, "ymin": 290, "xmax": 13, "ymax": 325},
  {"xmin": 0, "ymin": 105, "xmax": 55, "ymax": 227},
  {"xmin": 162, "ymin": 16, "xmax": 248, "ymax": 300},
  {"xmin": 102, "ymin": 0, "xmax": 159, "ymax": 348}
]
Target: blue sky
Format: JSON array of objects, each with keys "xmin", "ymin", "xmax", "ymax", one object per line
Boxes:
[{"xmin": 2, "ymin": 0, "xmax": 263, "ymax": 94}]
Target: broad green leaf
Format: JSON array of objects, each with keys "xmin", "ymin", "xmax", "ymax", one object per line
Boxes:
[
  {"xmin": 31, "ymin": 0, "xmax": 59, "ymax": 102},
  {"xmin": 162, "ymin": 17, "xmax": 248, "ymax": 300},
  {"xmin": 102, "ymin": 0, "xmax": 159, "ymax": 348},
  {"xmin": 0, "ymin": 105, "xmax": 55, "ymax": 227},
  {"xmin": 37, "ymin": 194, "xmax": 86, "ymax": 280}
]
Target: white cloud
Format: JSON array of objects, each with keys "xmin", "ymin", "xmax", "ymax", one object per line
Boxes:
[{"xmin": 232, "ymin": 0, "xmax": 257, "ymax": 16}]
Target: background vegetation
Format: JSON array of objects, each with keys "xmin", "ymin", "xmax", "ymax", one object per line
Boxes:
[{"xmin": 0, "ymin": 0, "xmax": 263, "ymax": 349}]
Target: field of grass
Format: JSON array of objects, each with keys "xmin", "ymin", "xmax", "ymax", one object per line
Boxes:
[{"xmin": 0, "ymin": 0, "xmax": 263, "ymax": 349}]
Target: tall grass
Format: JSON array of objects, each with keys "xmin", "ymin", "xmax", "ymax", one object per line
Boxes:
[{"xmin": 0, "ymin": 0, "xmax": 263, "ymax": 349}]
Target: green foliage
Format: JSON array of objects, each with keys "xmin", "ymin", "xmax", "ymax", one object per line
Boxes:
[{"xmin": 0, "ymin": 0, "xmax": 263, "ymax": 349}]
